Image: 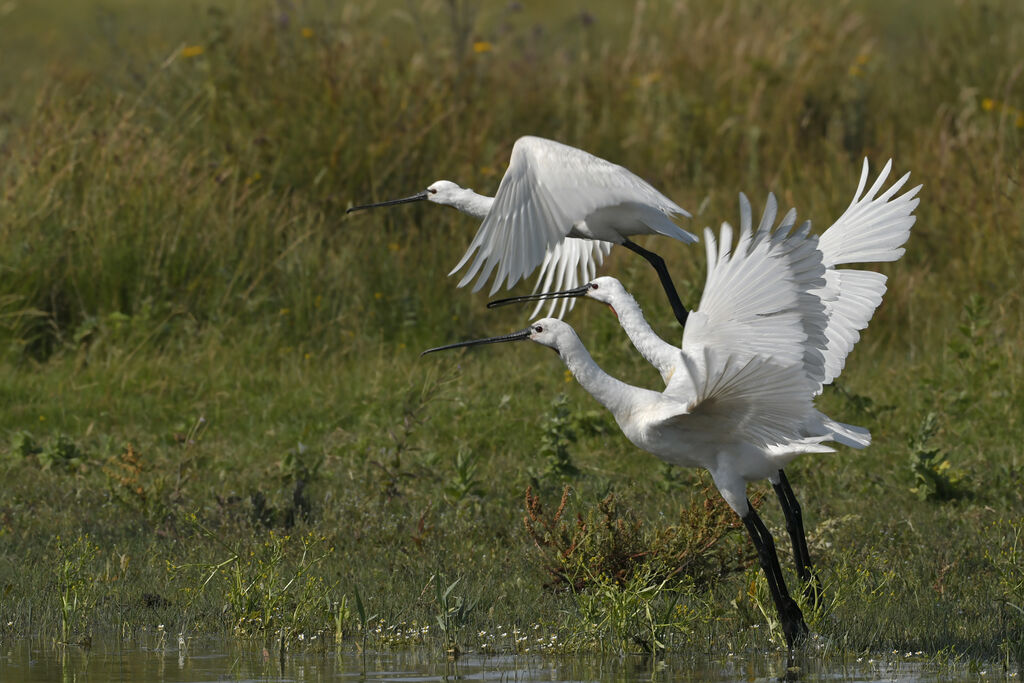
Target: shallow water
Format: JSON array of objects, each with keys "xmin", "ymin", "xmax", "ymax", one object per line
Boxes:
[{"xmin": 0, "ymin": 637, "xmax": 980, "ymax": 682}]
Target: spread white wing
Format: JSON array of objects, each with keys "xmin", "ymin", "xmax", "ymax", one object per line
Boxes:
[
  {"xmin": 449, "ymin": 136, "xmax": 694, "ymax": 296},
  {"xmin": 681, "ymin": 193, "xmax": 829, "ymax": 389},
  {"xmin": 812, "ymin": 158, "xmax": 921, "ymax": 388}
]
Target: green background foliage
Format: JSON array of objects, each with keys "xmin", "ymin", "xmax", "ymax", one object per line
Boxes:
[{"xmin": 0, "ymin": 0, "xmax": 1022, "ymax": 666}]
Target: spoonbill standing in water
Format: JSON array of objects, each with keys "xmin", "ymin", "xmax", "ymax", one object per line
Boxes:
[
  {"xmin": 487, "ymin": 159, "xmax": 921, "ymax": 599},
  {"xmin": 346, "ymin": 136, "xmax": 697, "ymax": 324},
  {"xmin": 423, "ymin": 197, "xmax": 844, "ymax": 649}
]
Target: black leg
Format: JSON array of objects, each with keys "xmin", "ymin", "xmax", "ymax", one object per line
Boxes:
[
  {"xmin": 741, "ymin": 500, "xmax": 808, "ymax": 650},
  {"xmin": 772, "ymin": 469, "xmax": 821, "ymax": 602},
  {"xmin": 621, "ymin": 239, "xmax": 689, "ymax": 327}
]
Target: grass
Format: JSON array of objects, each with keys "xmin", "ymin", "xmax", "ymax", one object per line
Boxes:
[{"xmin": 0, "ymin": 0, "xmax": 1022, "ymax": 672}]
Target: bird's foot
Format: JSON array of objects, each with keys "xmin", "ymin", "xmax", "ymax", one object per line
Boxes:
[{"xmin": 781, "ymin": 598, "xmax": 809, "ymax": 651}]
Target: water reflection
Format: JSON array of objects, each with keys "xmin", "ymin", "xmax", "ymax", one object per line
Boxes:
[{"xmin": 0, "ymin": 636, "xmax": 958, "ymax": 682}]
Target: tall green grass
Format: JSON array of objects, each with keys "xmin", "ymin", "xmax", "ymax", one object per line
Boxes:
[{"xmin": 0, "ymin": 0, "xmax": 1022, "ymax": 666}]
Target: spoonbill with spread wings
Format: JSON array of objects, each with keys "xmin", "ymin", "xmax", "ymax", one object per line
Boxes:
[
  {"xmin": 423, "ymin": 197, "xmax": 844, "ymax": 649},
  {"xmin": 487, "ymin": 159, "xmax": 921, "ymax": 599},
  {"xmin": 346, "ymin": 136, "xmax": 697, "ymax": 324}
]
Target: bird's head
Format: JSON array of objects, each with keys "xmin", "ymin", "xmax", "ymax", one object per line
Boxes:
[
  {"xmin": 580, "ymin": 276, "xmax": 628, "ymax": 306},
  {"xmin": 524, "ymin": 318, "xmax": 573, "ymax": 351},
  {"xmin": 421, "ymin": 318, "xmax": 570, "ymax": 357},
  {"xmin": 487, "ymin": 276, "xmax": 630, "ymax": 318},
  {"xmin": 424, "ymin": 180, "xmax": 465, "ymax": 206}
]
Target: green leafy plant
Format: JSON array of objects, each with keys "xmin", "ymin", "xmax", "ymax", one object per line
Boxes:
[
  {"xmin": 38, "ymin": 435, "xmax": 88, "ymax": 472},
  {"xmin": 443, "ymin": 450, "xmax": 483, "ymax": 505},
  {"xmin": 170, "ymin": 523, "xmax": 333, "ymax": 640},
  {"xmin": 8, "ymin": 431, "xmax": 41, "ymax": 460},
  {"xmin": 331, "ymin": 594, "xmax": 348, "ymax": 645},
  {"xmin": 432, "ymin": 574, "xmax": 477, "ymax": 656},
  {"xmin": 350, "ymin": 585, "xmax": 377, "ymax": 652},
  {"xmin": 528, "ymin": 395, "xmax": 614, "ymax": 487},
  {"xmin": 987, "ymin": 519, "xmax": 1024, "ymax": 668},
  {"xmin": 909, "ymin": 413, "xmax": 969, "ymax": 502},
  {"xmin": 55, "ymin": 535, "xmax": 100, "ymax": 644},
  {"xmin": 563, "ymin": 561, "xmax": 709, "ymax": 654},
  {"xmin": 532, "ymin": 396, "xmax": 581, "ymax": 483}
]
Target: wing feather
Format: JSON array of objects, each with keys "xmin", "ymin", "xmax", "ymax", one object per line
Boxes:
[
  {"xmin": 818, "ymin": 158, "xmax": 921, "ymax": 267},
  {"xmin": 682, "ymin": 193, "xmax": 828, "ymax": 389},
  {"xmin": 526, "ymin": 239, "xmax": 613, "ymax": 318},
  {"xmin": 451, "ymin": 136, "xmax": 691, "ymax": 294},
  {"xmin": 657, "ymin": 347, "xmax": 815, "ymax": 447},
  {"xmin": 811, "ymin": 159, "xmax": 921, "ymax": 387}
]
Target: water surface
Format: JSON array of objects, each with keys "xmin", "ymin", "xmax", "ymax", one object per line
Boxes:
[{"xmin": 0, "ymin": 637, "xmax": 974, "ymax": 682}]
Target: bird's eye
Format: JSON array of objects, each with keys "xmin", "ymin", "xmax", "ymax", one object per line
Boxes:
[
  {"xmin": 533, "ymin": 325, "xmax": 543, "ymax": 333},
  {"xmin": 589, "ymin": 282, "xmax": 599, "ymax": 290},
  {"xmin": 427, "ymin": 188, "xmax": 437, "ymax": 194}
]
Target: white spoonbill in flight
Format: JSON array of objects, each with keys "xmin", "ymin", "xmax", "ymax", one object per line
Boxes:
[
  {"xmin": 346, "ymin": 135, "xmax": 697, "ymax": 324},
  {"xmin": 423, "ymin": 198, "xmax": 845, "ymax": 649},
  {"xmin": 488, "ymin": 158, "xmax": 921, "ymax": 603}
]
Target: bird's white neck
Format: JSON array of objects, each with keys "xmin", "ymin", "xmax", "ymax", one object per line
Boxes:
[
  {"xmin": 556, "ymin": 329, "xmax": 642, "ymax": 418},
  {"xmin": 608, "ymin": 290, "xmax": 680, "ymax": 384},
  {"xmin": 442, "ymin": 187, "xmax": 494, "ymax": 220}
]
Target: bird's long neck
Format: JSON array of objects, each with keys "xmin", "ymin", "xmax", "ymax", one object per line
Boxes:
[
  {"xmin": 557, "ymin": 330, "xmax": 642, "ymax": 418},
  {"xmin": 448, "ymin": 188, "xmax": 494, "ymax": 220},
  {"xmin": 609, "ymin": 291, "xmax": 680, "ymax": 384}
]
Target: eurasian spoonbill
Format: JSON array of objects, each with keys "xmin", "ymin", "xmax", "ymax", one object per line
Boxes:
[
  {"xmin": 346, "ymin": 136, "xmax": 697, "ymax": 323},
  {"xmin": 487, "ymin": 159, "xmax": 921, "ymax": 595},
  {"xmin": 422, "ymin": 200, "xmax": 845, "ymax": 648}
]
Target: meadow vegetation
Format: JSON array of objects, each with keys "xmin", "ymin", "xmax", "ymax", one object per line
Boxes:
[{"xmin": 0, "ymin": 0, "xmax": 1022, "ymax": 671}]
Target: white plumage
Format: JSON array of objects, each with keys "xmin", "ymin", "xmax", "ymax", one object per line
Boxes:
[
  {"xmin": 813, "ymin": 159, "xmax": 921, "ymax": 386},
  {"xmin": 493, "ymin": 157, "xmax": 921, "ymax": 406},
  {"xmin": 422, "ymin": 202, "xmax": 839, "ymax": 648},
  {"xmin": 428, "ymin": 180, "xmax": 871, "ymax": 500},
  {"xmin": 452, "ymin": 136, "xmax": 695, "ymax": 294},
  {"xmin": 454, "ymin": 158, "xmax": 920, "ymax": 648},
  {"xmin": 347, "ymin": 136, "xmax": 696, "ymax": 321}
]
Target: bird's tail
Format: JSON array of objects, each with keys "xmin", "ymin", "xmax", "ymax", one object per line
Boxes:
[
  {"xmin": 765, "ymin": 436, "xmax": 837, "ymax": 457},
  {"xmin": 816, "ymin": 411, "xmax": 872, "ymax": 449}
]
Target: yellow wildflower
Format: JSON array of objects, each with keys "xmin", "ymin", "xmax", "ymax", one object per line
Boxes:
[
  {"xmin": 374, "ymin": 292, "xmax": 384, "ymax": 300},
  {"xmin": 387, "ymin": 242, "xmax": 400, "ymax": 252},
  {"xmin": 301, "ymin": 27, "xmax": 314, "ymax": 39},
  {"xmin": 473, "ymin": 41, "xmax": 493, "ymax": 54},
  {"xmin": 1016, "ymin": 113, "xmax": 1024, "ymax": 129},
  {"xmin": 279, "ymin": 308, "xmax": 290, "ymax": 315},
  {"xmin": 181, "ymin": 45, "xmax": 205, "ymax": 58},
  {"xmin": 981, "ymin": 98, "xmax": 996, "ymax": 112}
]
